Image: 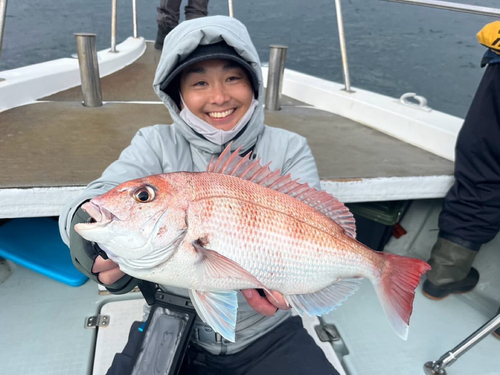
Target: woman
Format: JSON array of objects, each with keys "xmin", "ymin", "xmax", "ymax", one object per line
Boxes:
[{"xmin": 60, "ymin": 15, "xmax": 338, "ymax": 374}]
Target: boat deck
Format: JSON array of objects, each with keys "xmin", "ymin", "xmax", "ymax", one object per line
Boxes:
[
  {"xmin": 1, "ymin": 203, "xmax": 499, "ymax": 375},
  {"xmin": 0, "ymin": 43, "xmax": 454, "ymax": 218}
]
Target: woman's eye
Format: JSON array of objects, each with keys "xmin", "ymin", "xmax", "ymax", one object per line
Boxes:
[
  {"xmin": 193, "ymin": 81, "xmax": 207, "ymax": 87},
  {"xmin": 133, "ymin": 185, "xmax": 156, "ymax": 203},
  {"xmin": 227, "ymin": 76, "xmax": 241, "ymax": 82}
]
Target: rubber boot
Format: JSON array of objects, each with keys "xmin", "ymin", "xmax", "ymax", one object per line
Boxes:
[
  {"xmin": 494, "ymin": 306, "xmax": 500, "ymax": 340},
  {"xmin": 422, "ymin": 237, "xmax": 479, "ymax": 300},
  {"xmin": 155, "ymin": 26, "xmax": 174, "ymax": 50}
]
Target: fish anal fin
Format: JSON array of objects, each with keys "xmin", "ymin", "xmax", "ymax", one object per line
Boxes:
[
  {"xmin": 189, "ymin": 289, "xmax": 238, "ymax": 342},
  {"xmin": 285, "ymin": 278, "xmax": 362, "ymax": 317},
  {"xmin": 206, "ymin": 143, "xmax": 357, "ymax": 239}
]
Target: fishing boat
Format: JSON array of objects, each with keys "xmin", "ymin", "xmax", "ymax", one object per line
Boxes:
[{"xmin": 0, "ymin": 0, "xmax": 499, "ymax": 374}]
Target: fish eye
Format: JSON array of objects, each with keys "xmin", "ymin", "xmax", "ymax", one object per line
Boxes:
[{"xmin": 132, "ymin": 185, "xmax": 156, "ymax": 203}]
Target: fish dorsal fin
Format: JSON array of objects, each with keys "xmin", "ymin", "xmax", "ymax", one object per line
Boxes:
[{"xmin": 207, "ymin": 144, "xmax": 356, "ymax": 239}]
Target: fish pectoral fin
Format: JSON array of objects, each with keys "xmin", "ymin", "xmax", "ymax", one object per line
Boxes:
[
  {"xmin": 189, "ymin": 289, "xmax": 238, "ymax": 342},
  {"xmin": 285, "ymin": 278, "xmax": 362, "ymax": 317},
  {"xmin": 192, "ymin": 241, "xmax": 268, "ymax": 291}
]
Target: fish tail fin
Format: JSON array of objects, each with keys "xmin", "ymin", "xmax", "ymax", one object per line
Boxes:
[{"xmin": 373, "ymin": 253, "xmax": 431, "ymax": 340}]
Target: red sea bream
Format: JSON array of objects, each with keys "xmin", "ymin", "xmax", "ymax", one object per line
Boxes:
[{"xmin": 75, "ymin": 145, "xmax": 430, "ymax": 342}]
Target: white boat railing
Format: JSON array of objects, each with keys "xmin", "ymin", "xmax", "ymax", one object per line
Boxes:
[
  {"xmin": 0, "ymin": 0, "xmax": 139, "ymax": 74},
  {"xmin": 111, "ymin": 0, "xmax": 139, "ymax": 52},
  {"xmin": 111, "ymin": 0, "xmax": 118, "ymax": 52},
  {"xmin": 2, "ymin": 0, "xmax": 500, "ymax": 82},
  {"xmin": 334, "ymin": 0, "xmax": 352, "ymax": 93},
  {"xmin": 132, "ymin": 0, "xmax": 138, "ymax": 38},
  {"xmin": 0, "ymin": 0, "xmax": 7, "ymax": 81},
  {"xmin": 332, "ymin": 0, "xmax": 500, "ymax": 92},
  {"xmin": 387, "ymin": 0, "xmax": 500, "ymax": 17}
]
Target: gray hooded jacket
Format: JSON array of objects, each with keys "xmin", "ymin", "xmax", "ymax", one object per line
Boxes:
[{"xmin": 59, "ymin": 16, "xmax": 320, "ymax": 355}]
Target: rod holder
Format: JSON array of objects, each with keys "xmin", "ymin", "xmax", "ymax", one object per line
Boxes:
[
  {"xmin": 265, "ymin": 45, "xmax": 287, "ymax": 111},
  {"xmin": 75, "ymin": 33, "xmax": 103, "ymax": 107}
]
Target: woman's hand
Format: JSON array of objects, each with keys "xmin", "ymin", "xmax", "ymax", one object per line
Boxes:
[
  {"xmin": 242, "ymin": 289, "xmax": 290, "ymax": 316},
  {"xmin": 92, "ymin": 255, "xmax": 126, "ymax": 285}
]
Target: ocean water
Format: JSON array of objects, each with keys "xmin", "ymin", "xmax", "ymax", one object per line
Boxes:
[{"xmin": 1, "ymin": 0, "xmax": 497, "ymax": 118}]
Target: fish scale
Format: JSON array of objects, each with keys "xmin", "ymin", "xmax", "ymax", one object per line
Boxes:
[{"xmin": 187, "ymin": 173, "xmax": 373, "ymax": 294}]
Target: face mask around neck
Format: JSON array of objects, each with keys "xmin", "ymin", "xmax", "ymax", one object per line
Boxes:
[{"xmin": 179, "ymin": 94, "xmax": 259, "ymax": 145}]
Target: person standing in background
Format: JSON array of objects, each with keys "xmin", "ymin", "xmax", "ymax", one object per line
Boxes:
[
  {"xmin": 155, "ymin": 0, "xmax": 209, "ymax": 50},
  {"xmin": 421, "ymin": 21, "xmax": 500, "ymax": 339}
]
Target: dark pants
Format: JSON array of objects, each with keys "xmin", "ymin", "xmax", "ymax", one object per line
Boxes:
[
  {"xmin": 438, "ymin": 63, "xmax": 500, "ymax": 250},
  {"xmin": 157, "ymin": 0, "xmax": 209, "ymax": 30},
  {"xmin": 107, "ymin": 316, "xmax": 339, "ymax": 375}
]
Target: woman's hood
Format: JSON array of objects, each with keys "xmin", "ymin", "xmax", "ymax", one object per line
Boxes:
[{"xmin": 153, "ymin": 16, "xmax": 265, "ymax": 154}]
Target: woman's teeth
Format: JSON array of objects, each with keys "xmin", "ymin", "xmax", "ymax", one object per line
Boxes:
[{"xmin": 208, "ymin": 109, "xmax": 235, "ymax": 118}]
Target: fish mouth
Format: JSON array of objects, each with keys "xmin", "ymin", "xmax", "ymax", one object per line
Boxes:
[{"xmin": 79, "ymin": 201, "xmax": 119, "ymax": 228}]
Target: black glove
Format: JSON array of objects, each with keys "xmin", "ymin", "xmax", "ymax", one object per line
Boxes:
[{"xmin": 69, "ymin": 204, "xmax": 138, "ymax": 294}]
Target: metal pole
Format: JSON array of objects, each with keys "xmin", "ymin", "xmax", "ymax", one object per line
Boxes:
[
  {"xmin": 386, "ymin": 0, "xmax": 500, "ymax": 17},
  {"xmin": 0, "ymin": 0, "xmax": 7, "ymax": 77},
  {"xmin": 334, "ymin": 0, "xmax": 352, "ymax": 92},
  {"xmin": 132, "ymin": 0, "xmax": 138, "ymax": 38},
  {"xmin": 111, "ymin": 0, "xmax": 117, "ymax": 52},
  {"xmin": 228, "ymin": 0, "xmax": 234, "ymax": 17},
  {"xmin": 75, "ymin": 33, "xmax": 103, "ymax": 107},
  {"xmin": 265, "ymin": 45, "xmax": 287, "ymax": 111},
  {"xmin": 424, "ymin": 313, "xmax": 500, "ymax": 375}
]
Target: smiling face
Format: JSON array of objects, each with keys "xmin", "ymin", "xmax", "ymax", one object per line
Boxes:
[{"xmin": 179, "ymin": 59, "xmax": 254, "ymax": 131}]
